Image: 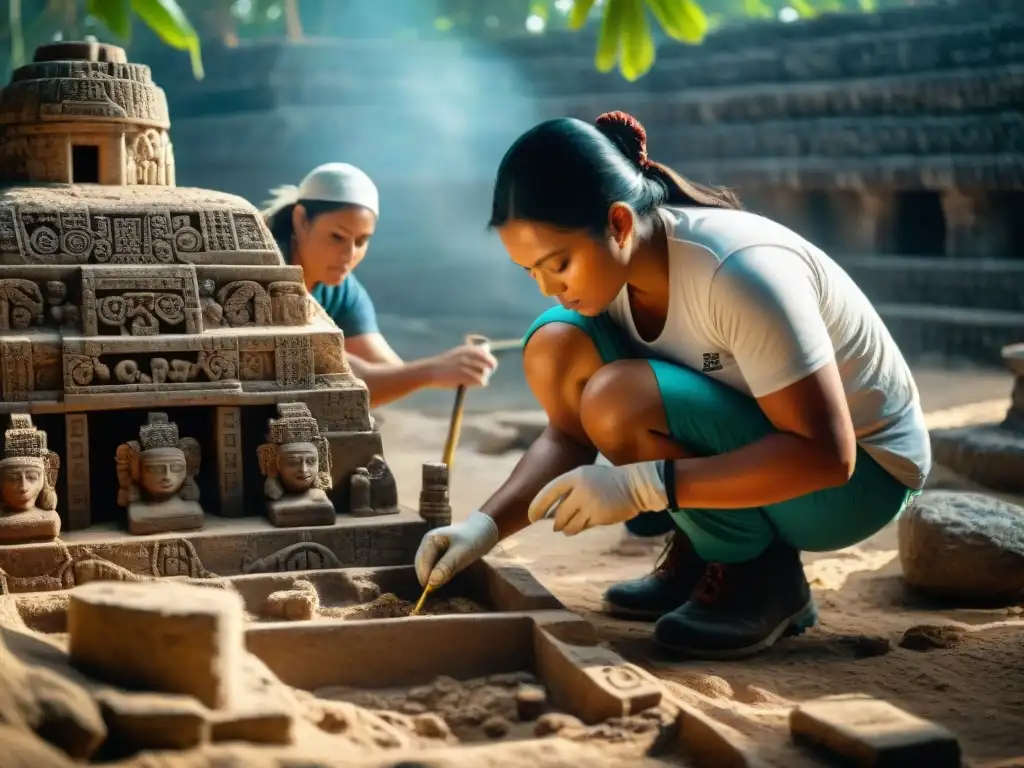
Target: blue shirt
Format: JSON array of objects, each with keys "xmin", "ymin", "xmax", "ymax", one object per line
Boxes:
[
  {"xmin": 309, "ymin": 274, "xmax": 380, "ymax": 338},
  {"xmin": 282, "ymin": 242, "xmax": 379, "ymax": 337}
]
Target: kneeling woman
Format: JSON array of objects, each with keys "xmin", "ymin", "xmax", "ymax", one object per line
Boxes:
[
  {"xmin": 262, "ymin": 163, "xmax": 497, "ymax": 407},
  {"xmin": 415, "ymin": 112, "xmax": 930, "ymax": 659}
]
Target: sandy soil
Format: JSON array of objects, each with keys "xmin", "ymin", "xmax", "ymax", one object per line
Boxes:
[{"xmin": 376, "ymin": 365, "xmax": 1024, "ymax": 765}]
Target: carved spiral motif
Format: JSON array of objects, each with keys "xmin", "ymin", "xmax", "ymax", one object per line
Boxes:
[
  {"xmin": 98, "ymin": 296, "xmax": 128, "ymax": 325},
  {"xmin": 29, "ymin": 226, "xmax": 59, "ymax": 254},
  {"xmin": 61, "ymin": 229, "xmax": 93, "ymax": 256},
  {"xmin": 200, "ymin": 352, "xmax": 236, "ymax": 381},
  {"xmin": 154, "ymin": 294, "xmax": 186, "ymax": 324},
  {"xmin": 68, "ymin": 356, "xmax": 95, "ymax": 386},
  {"xmin": 93, "ymin": 240, "xmax": 113, "ymax": 262},
  {"xmin": 174, "ymin": 227, "xmax": 202, "ymax": 252}
]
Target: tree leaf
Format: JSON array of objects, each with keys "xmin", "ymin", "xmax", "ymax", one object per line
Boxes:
[
  {"xmin": 529, "ymin": 0, "xmax": 550, "ymax": 22},
  {"xmin": 130, "ymin": 0, "xmax": 204, "ymax": 79},
  {"xmin": 858, "ymin": 0, "xmax": 878, "ymax": 10},
  {"xmin": 742, "ymin": 0, "xmax": 775, "ymax": 18},
  {"xmin": 646, "ymin": 0, "xmax": 707, "ymax": 44},
  {"xmin": 568, "ymin": 0, "xmax": 597, "ymax": 30},
  {"xmin": 788, "ymin": 0, "xmax": 819, "ymax": 18},
  {"xmin": 86, "ymin": 0, "xmax": 132, "ymax": 40},
  {"xmin": 595, "ymin": 0, "xmax": 624, "ymax": 73},
  {"xmin": 619, "ymin": 0, "xmax": 655, "ymax": 81}
]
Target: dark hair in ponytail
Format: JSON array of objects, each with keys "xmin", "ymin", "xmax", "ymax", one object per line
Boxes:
[{"xmin": 488, "ymin": 112, "xmax": 740, "ymax": 237}]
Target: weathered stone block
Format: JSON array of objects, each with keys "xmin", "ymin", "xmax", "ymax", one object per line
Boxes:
[
  {"xmin": 790, "ymin": 694, "xmax": 961, "ymax": 767},
  {"xmin": 67, "ymin": 581, "xmax": 245, "ymax": 710}
]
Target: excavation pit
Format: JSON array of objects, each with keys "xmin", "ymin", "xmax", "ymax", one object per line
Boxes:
[
  {"xmin": 246, "ymin": 609, "xmax": 664, "ymax": 727},
  {"xmin": 11, "ymin": 560, "xmax": 563, "ymax": 634},
  {"xmin": 314, "ymin": 671, "xmax": 675, "ymax": 747}
]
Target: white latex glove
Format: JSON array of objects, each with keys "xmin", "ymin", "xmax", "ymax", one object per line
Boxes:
[
  {"xmin": 527, "ymin": 461, "xmax": 668, "ymax": 536},
  {"xmin": 415, "ymin": 511, "xmax": 501, "ymax": 588}
]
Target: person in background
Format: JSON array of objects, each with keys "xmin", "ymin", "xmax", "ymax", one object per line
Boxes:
[
  {"xmin": 262, "ymin": 163, "xmax": 498, "ymax": 407},
  {"xmin": 413, "ymin": 112, "xmax": 930, "ymax": 659}
]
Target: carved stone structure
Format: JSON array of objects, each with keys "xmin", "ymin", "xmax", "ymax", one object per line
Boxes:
[
  {"xmin": 257, "ymin": 402, "xmax": 335, "ymax": 527},
  {"xmin": 0, "ymin": 41, "xmax": 398, "ymax": 541},
  {"xmin": 0, "ymin": 414, "xmax": 60, "ymax": 542}
]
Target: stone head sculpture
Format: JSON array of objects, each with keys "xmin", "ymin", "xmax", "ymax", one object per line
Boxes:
[
  {"xmin": 257, "ymin": 402, "xmax": 332, "ymax": 501},
  {"xmin": 116, "ymin": 413, "xmax": 201, "ymax": 507},
  {"xmin": 0, "ymin": 414, "xmax": 58, "ymax": 513}
]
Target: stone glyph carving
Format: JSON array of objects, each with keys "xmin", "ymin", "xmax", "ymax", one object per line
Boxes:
[
  {"xmin": 0, "ymin": 414, "xmax": 60, "ymax": 542},
  {"xmin": 0, "ymin": 278, "xmax": 44, "ymax": 329},
  {"xmin": 257, "ymin": 402, "xmax": 335, "ymax": 527},
  {"xmin": 116, "ymin": 412, "xmax": 204, "ymax": 535}
]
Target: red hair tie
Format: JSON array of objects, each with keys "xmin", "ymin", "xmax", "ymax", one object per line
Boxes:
[{"xmin": 595, "ymin": 111, "xmax": 651, "ymax": 168}]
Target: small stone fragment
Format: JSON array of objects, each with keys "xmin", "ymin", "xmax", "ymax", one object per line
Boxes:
[
  {"xmin": 534, "ymin": 712, "xmax": 585, "ymax": 737},
  {"xmin": 899, "ymin": 625, "xmax": 966, "ymax": 651},
  {"xmin": 481, "ymin": 715, "xmax": 510, "ymax": 738},
  {"xmin": 515, "ymin": 684, "xmax": 547, "ymax": 721},
  {"xmin": 412, "ymin": 712, "xmax": 452, "ymax": 741},
  {"xmin": 264, "ymin": 583, "xmax": 319, "ymax": 621},
  {"xmin": 791, "ymin": 695, "xmax": 961, "ymax": 767}
]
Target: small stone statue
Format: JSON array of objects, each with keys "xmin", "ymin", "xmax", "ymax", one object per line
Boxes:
[
  {"xmin": 0, "ymin": 414, "xmax": 60, "ymax": 543},
  {"xmin": 257, "ymin": 402, "xmax": 335, "ymax": 527},
  {"xmin": 366, "ymin": 454, "xmax": 400, "ymax": 517},
  {"xmin": 349, "ymin": 467, "xmax": 374, "ymax": 516},
  {"xmin": 116, "ymin": 412, "xmax": 204, "ymax": 535},
  {"xmin": 418, "ymin": 462, "xmax": 452, "ymax": 529}
]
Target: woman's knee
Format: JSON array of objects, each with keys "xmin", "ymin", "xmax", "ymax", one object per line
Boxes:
[
  {"xmin": 524, "ymin": 322, "xmax": 605, "ymax": 428},
  {"xmin": 579, "ymin": 360, "xmax": 668, "ymax": 459}
]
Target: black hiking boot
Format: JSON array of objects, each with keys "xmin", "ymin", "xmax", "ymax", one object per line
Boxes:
[
  {"xmin": 653, "ymin": 536, "xmax": 817, "ymax": 659},
  {"xmin": 602, "ymin": 530, "xmax": 706, "ymax": 621}
]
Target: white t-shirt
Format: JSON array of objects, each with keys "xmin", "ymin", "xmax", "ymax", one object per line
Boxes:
[{"xmin": 607, "ymin": 206, "xmax": 931, "ymax": 491}]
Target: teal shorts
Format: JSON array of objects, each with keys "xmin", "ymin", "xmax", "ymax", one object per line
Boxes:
[{"xmin": 524, "ymin": 306, "xmax": 919, "ymax": 563}]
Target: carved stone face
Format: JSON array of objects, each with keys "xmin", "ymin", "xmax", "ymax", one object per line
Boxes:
[
  {"xmin": 277, "ymin": 442, "xmax": 319, "ymax": 494},
  {"xmin": 140, "ymin": 447, "xmax": 187, "ymax": 501},
  {"xmin": 0, "ymin": 458, "xmax": 45, "ymax": 511}
]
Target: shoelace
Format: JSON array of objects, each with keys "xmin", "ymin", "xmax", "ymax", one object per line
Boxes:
[{"xmin": 693, "ymin": 562, "xmax": 727, "ymax": 604}]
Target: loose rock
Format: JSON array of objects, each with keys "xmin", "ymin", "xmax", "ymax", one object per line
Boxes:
[
  {"xmin": 898, "ymin": 491, "xmax": 1024, "ymax": 601},
  {"xmin": 515, "ymin": 684, "xmax": 547, "ymax": 721},
  {"xmin": 899, "ymin": 624, "xmax": 966, "ymax": 651}
]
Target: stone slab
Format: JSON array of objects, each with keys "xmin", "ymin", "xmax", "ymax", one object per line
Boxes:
[{"xmin": 790, "ymin": 694, "xmax": 961, "ymax": 767}]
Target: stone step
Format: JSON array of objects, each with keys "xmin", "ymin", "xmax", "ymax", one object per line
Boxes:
[
  {"xmin": 838, "ymin": 256, "xmax": 1024, "ymax": 314},
  {"xmin": 872, "ymin": 303, "xmax": 1024, "ymax": 364}
]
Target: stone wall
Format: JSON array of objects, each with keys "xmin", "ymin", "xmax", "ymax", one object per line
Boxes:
[{"xmin": 141, "ymin": 0, "xmax": 1023, "ymax": 363}]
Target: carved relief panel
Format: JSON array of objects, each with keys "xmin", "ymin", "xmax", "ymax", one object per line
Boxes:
[
  {"xmin": 62, "ymin": 336, "xmax": 238, "ymax": 393},
  {"xmin": 80, "ymin": 265, "xmax": 202, "ymax": 336},
  {"xmin": 0, "ymin": 197, "xmax": 278, "ymax": 266}
]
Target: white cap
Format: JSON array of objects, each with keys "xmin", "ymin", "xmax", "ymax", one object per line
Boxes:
[
  {"xmin": 298, "ymin": 162, "xmax": 379, "ymax": 216},
  {"xmin": 261, "ymin": 162, "xmax": 379, "ymax": 220}
]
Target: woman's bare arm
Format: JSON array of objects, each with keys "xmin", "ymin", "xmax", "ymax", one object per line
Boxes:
[{"xmin": 479, "ymin": 323, "xmax": 602, "ymax": 538}]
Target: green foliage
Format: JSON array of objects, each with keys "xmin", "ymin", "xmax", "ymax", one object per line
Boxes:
[
  {"xmin": 2, "ymin": 0, "xmax": 898, "ymax": 85},
  {"xmin": 87, "ymin": 0, "xmax": 203, "ymax": 78}
]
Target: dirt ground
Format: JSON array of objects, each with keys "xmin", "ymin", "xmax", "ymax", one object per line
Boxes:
[{"xmin": 378, "ymin": 365, "xmax": 1024, "ymax": 765}]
